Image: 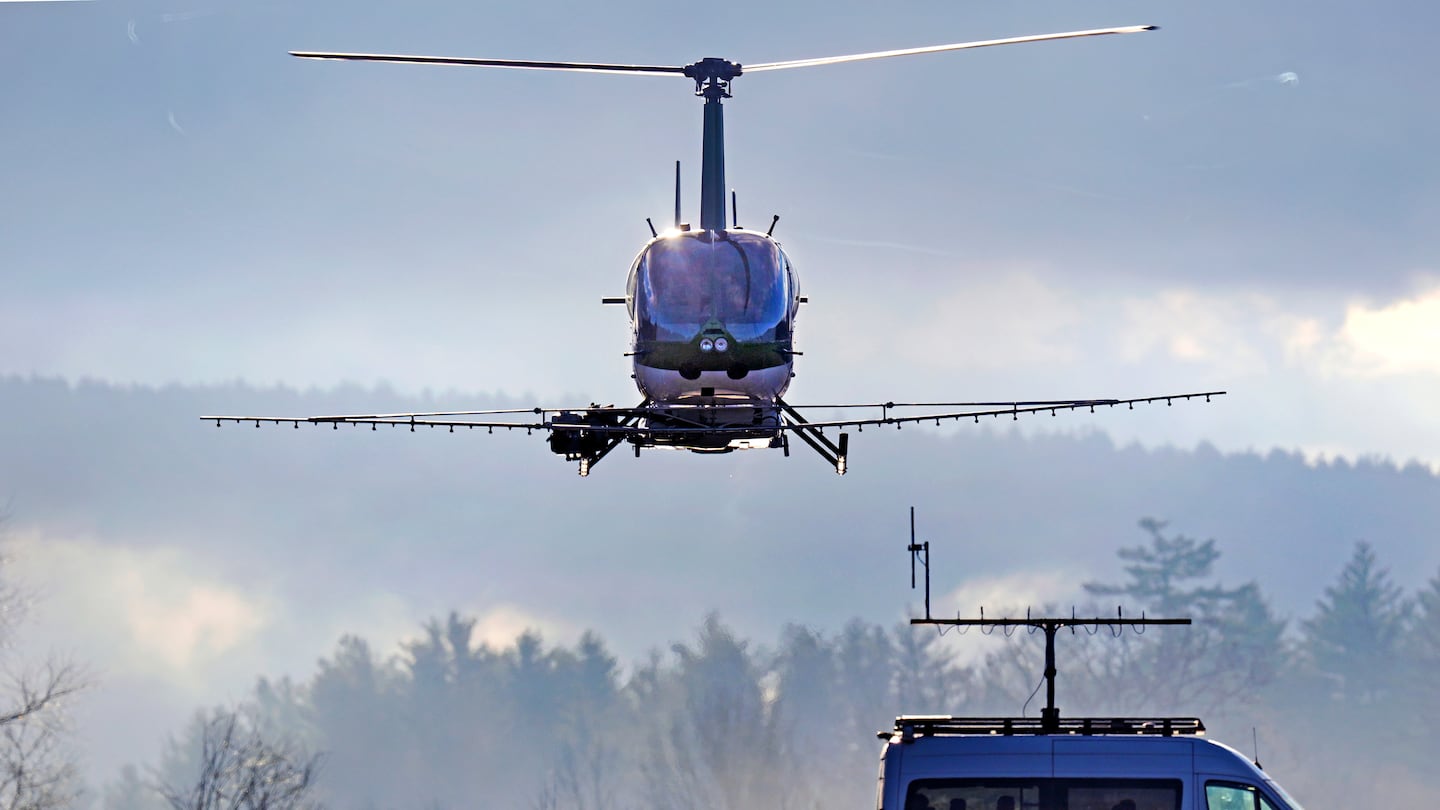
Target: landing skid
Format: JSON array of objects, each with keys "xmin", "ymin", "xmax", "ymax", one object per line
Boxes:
[
  {"xmin": 548, "ymin": 398, "xmax": 848, "ymax": 476},
  {"xmin": 777, "ymin": 398, "xmax": 848, "ymax": 475}
]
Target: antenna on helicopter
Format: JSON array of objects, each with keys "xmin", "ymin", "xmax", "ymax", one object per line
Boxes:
[
  {"xmin": 766, "ymin": 215, "xmax": 779, "ymax": 236},
  {"xmin": 731, "ymin": 189, "xmax": 739, "ymax": 229},
  {"xmin": 673, "ymin": 160, "xmax": 681, "ymax": 230},
  {"xmin": 903, "ymin": 510, "xmax": 1190, "ymax": 733},
  {"xmin": 645, "ymin": 217, "xmax": 657, "ymax": 237}
]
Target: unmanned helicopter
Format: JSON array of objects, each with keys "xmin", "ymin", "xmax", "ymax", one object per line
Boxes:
[{"xmin": 204, "ymin": 24, "xmax": 1224, "ymax": 476}]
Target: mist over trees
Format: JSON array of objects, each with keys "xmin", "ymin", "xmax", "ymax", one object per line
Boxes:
[{"xmin": 102, "ymin": 524, "xmax": 1440, "ymax": 809}]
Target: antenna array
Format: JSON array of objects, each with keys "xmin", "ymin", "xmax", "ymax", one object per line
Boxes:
[{"xmin": 904, "ymin": 508, "xmax": 1191, "ymax": 733}]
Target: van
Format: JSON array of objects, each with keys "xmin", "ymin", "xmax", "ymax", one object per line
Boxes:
[{"xmin": 877, "ymin": 716, "xmax": 1305, "ymax": 810}]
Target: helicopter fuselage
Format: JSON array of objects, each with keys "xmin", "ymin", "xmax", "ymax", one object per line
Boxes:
[{"xmin": 626, "ymin": 228, "xmax": 799, "ymax": 407}]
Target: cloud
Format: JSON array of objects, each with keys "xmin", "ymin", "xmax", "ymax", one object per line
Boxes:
[
  {"xmin": 1303, "ymin": 284, "xmax": 1440, "ymax": 377},
  {"xmin": 470, "ymin": 604, "xmax": 575, "ymax": 648},
  {"xmin": 4, "ymin": 527, "xmax": 578, "ymax": 679},
  {"xmin": 892, "ymin": 272, "xmax": 1084, "ymax": 371},
  {"xmin": 379, "ymin": 602, "xmax": 576, "ymax": 656},
  {"xmin": 839, "ymin": 272, "xmax": 1317, "ymax": 381},
  {"xmin": 5, "ymin": 529, "xmax": 271, "ymax": 686},
  {"xmin": 1112, "ymin": 289, "xmax": 1304, "ymax": 375},
  {"xmin": 939, "ymin": 568, "xmax": 1087, "ymax": 617},
  {"xmin": 930, "ymin": 568, "xmax": 1089, "ymax": 665}
]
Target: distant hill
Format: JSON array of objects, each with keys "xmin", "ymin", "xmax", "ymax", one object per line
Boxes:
[{"xmin": 2, "ymin": 374, "xmax": 1435, "ymax": 636}]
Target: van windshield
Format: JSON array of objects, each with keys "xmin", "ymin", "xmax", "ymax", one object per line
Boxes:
[
  {"xmin": 1205, "ymin": 781, "xmax": 1302, "ymax": 810},
  {"xmin": 905, "ymin": 779, "xmax": 1182, "ymax": 810}
]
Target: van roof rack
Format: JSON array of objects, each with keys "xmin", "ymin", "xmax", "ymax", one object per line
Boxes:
[{"xmin": 886, "ymin": 715, "xmax": 1206, "ymax": 741}]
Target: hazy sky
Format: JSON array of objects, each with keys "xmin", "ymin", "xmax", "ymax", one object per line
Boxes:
[
  {"xmin": 4, "ymin": 0, "xmax": 1440, "ymax": 798},
  {"xmin": 5, "ymin": 0, "xmax": 1440, "ymax": 465}
]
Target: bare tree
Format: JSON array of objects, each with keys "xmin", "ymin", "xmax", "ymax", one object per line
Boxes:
[
  {"xmin": 0, "ymin": 519, "xmax": 89, "ymax": 810},
  {"xmin": 532, "ymin": 733, "xmax": 624, "ymax": 810},
  {"xmin": 0, "ymin": 663, "xmax": 84, "ymax": 810},
  {"xmin": 158, "ymin": 710, "xmax": 323, "ymax": 810}
]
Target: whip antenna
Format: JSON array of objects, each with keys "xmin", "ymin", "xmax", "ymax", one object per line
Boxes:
[
  {"xmin": 908, "ymin": 506, "xmax": 931, "ymax": 620},
  {"xmin": 673, "ymin": 161, "xmax": 681, "ymax": 229}
]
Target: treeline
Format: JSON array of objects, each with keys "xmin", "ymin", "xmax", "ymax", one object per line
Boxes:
[{"xmin": 110, "ymin": 521, "xmax": 1440, "ymax": 809}]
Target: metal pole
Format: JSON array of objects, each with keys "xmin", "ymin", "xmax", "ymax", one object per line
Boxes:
[{"xmin": 1042, "ymin": 622, "xmax": 1059, "ymax": 733}]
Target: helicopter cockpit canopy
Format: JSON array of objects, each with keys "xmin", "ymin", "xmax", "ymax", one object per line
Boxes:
[{"xmin": 630, "ymin": 230, "xmax": 795, "ymax": 343}]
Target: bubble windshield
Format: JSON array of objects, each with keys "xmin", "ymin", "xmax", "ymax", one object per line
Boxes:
[{"xmin": 633, "ymin": 231, "xmax": 792, "ymax": 342}]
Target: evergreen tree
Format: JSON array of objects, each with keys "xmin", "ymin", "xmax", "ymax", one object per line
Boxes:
[
  {"xmin": 1279, "ymin": 542, "xmax": 1419, "ymax": 796},
  {"xmin": 1301, "ymin": 541, "xmax": 1411, "ymax": 706},
  {"xmin": 1085, "ymin": 519, "xmax": 1285, "ymax": 714},
  {"xmin": 535, "ymin": 632, "xmax": 628, "ymax": 810},
  {"xmin": 981, "ymin": 519, "xmax": 1285, "ymax": 718},
  {"xmin": 833, "ymin": 620, "xmax": 897, "ymax": 739},
  {"xmin": 1409, "ymin": 569, "xmax": 1440, "ymax": 712},
  {"xmin": 770, "ymin": 624, "xmax": 853, "ymax": 805},
  {"xmin": 306, "ymin": 635, "xmax": 409, "ymax": 809},
  {"xmin": 642, "ymin": 614, "xmax": 787, "ymax": 810}
]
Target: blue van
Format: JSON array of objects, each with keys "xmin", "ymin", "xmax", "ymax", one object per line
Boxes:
[{"xmin": 878, "ymin": 716, "xmax": 1305, "ymax": 810}]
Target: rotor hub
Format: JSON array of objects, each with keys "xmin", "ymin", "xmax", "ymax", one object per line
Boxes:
[{"xmin": 683, "ymin": 57, "xmax": 743, "ymax": 98}]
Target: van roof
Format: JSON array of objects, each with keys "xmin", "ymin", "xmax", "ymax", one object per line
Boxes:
[
  {"xmin": 885, "ymin": 716, "xmax": 1206, "ymax": 742},
  {"xmin": 887, "ymin": 720, "xmax": 1270, "ymax": 785}
]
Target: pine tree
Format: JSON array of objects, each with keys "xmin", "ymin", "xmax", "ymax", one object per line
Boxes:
[
  {"xmin": 1409, "ymin": 569, "xmax": 1440, "ymax": 718},
  {"xmin": 990, "ymin": 518, "xmax": 1289, "ymax": 717},
  {"xmin": 641, "ymin": 614, "xmax": 785, "ymax": 810},
  {"xmin": 1302, "ymin": 541, "xmax": 1411, "ymax": 706}
]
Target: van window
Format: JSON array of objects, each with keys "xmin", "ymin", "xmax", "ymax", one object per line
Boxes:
[
  {"xmin": 905, "ymin": 778, "xmax": 1181, "ymax": 810},
  {"xmin": 1205, "ymin": 782, "xmax": 1280, "ymax": 810}
]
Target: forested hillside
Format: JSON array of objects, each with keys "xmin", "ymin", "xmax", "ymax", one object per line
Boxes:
[{"xmin": 108, "ymin": 527, "xmax": 1440, "ymax": 808}]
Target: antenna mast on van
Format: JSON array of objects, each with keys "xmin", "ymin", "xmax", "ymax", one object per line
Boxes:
[{"xmin": 904, "ymin": 510, "xmax": 1190, "ymax": 734}]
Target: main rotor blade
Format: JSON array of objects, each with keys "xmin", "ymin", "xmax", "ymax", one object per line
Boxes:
[
  {"xmin": 744, "ymin": 25, "xmax": 1156, "ymax": 72},
  {"xmin": 290, "ymin": 51, "xmax": 686, "ymax": 76}
]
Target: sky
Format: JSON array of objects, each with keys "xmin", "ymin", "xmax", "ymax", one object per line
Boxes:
[
  {"xmin": 4, "ymin": 0, "xmax": 1440, "ymax": 466},
  {"xmin": 3, "ymin": 0, "xmax": 1440, "ymax": 798}
]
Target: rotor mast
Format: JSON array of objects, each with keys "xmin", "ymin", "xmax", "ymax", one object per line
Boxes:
[{"xmin": 684, "ymin": 58, "xmax": 742, "ymax": 232}]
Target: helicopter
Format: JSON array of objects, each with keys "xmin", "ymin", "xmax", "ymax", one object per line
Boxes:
[{"xmin": 204, "ymin": 24, "xmax": 1224, "ymax": 476}]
